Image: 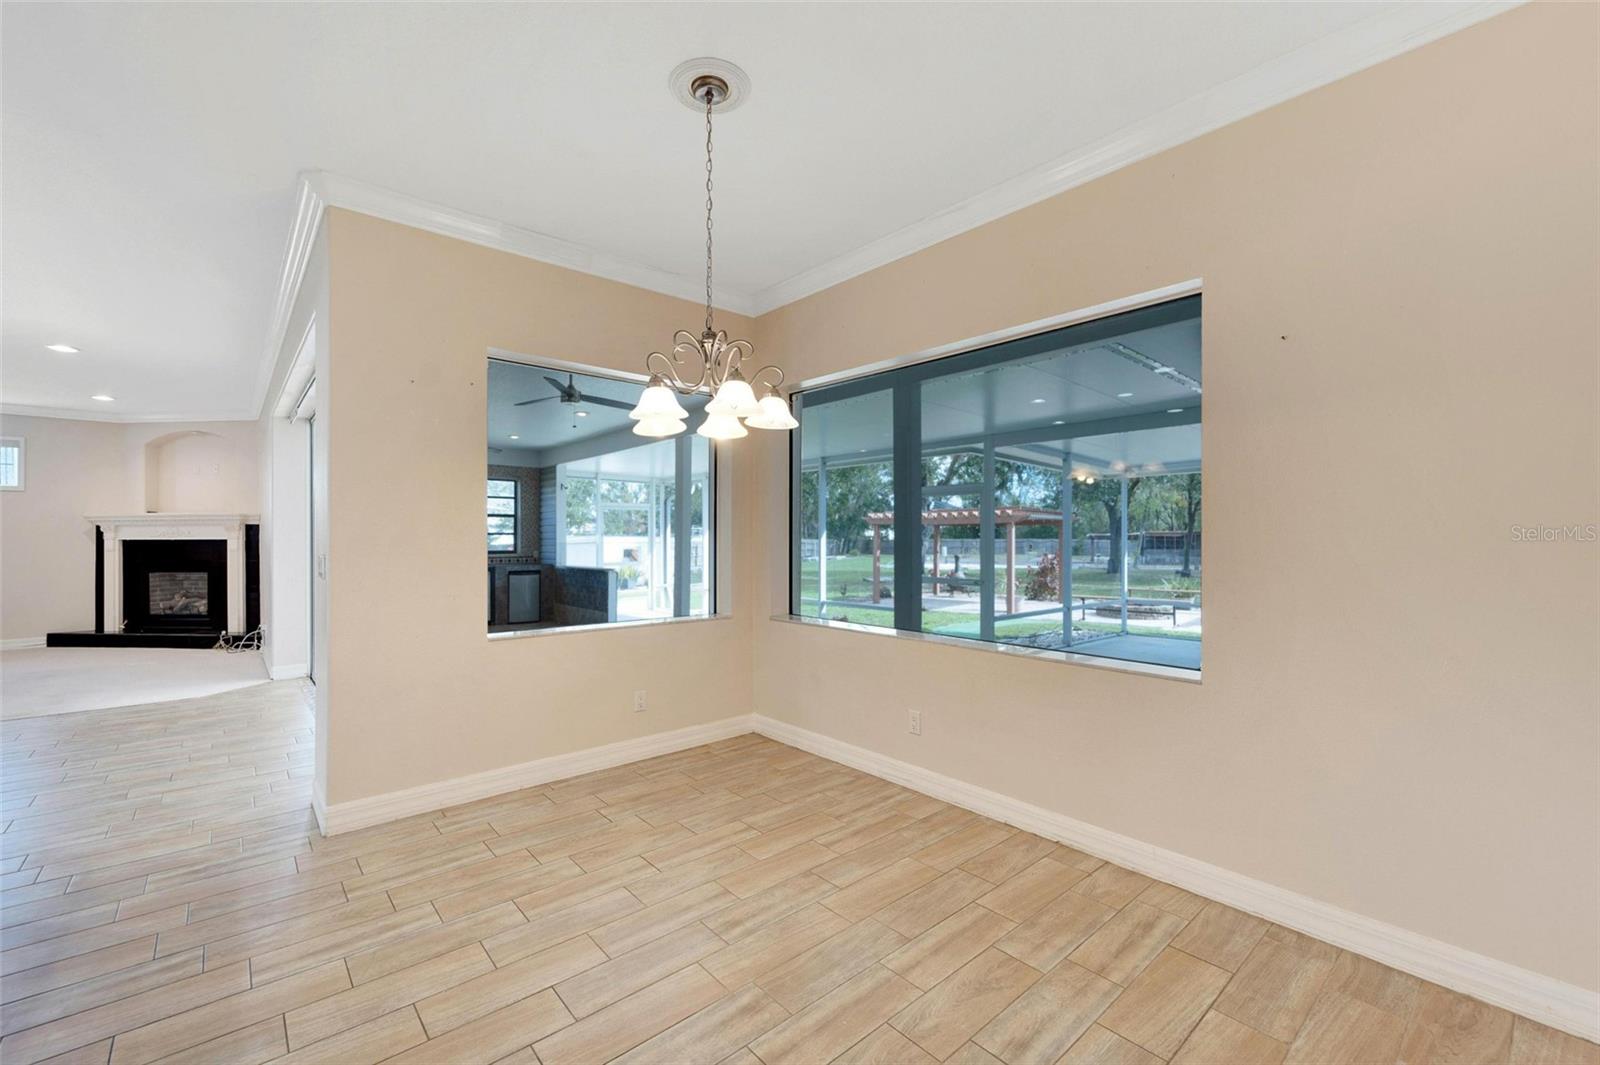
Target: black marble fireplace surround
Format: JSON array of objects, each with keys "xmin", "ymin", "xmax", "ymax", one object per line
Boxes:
[{"xmin": 121, "ymin": 539, "xmax": 227, "ymax": 634}]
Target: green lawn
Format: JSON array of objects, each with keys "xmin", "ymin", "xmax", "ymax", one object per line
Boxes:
[
  {"xmin": 802, "ymin": 604, "xmax": 1198, "ymax": 643},
  {"xmin": 798, "ymin": 554, "xmax": 1199, "ymax": 603},
  {"xmin": 797, "ymin": 553, "xmax": 1200, "ymax": 643}
]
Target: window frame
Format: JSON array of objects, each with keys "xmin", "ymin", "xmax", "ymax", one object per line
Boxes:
[
  {"xmin": 788, "ymin": 293, "xmax": 1202, "ymax": 674},
  {"xmin": 0, "ymin": 436, "xmax": 23, "ymax": 491},
  {"xmin": 487, "ymin": 477, "xmax": 518, "ymax": 554}
]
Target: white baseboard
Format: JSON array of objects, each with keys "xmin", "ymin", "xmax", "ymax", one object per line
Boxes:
[
  {"xmin": 311, "ymin": 780, "xmax": 328, "ymax": 837},
  {"xmin": 268, "ymin": 662, "xmax": 309, "ymax": 681},
  {"xmin": 1, "ymin": 637, "xmax": 47, "ymax": 651},
  {"xmin": 750, "ymin": 715, "xmax": 1600, "ymax": 1043},
  {"xmin": 317, "ymin": 714, "xmax": 757, "ymax": 837}
]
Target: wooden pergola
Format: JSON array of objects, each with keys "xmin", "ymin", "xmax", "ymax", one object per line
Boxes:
[{"xmin": 864, "ymin": 507, "xmax": 1065, "ymax": 614}]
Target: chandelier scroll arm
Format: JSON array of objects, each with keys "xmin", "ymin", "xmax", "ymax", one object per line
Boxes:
[
  {"xmin": 748, "ymin": 364, "xmax": 786, "ymax": 392},
  {"xmin": 644, "ymin": 329, "xmax": 715, "ymax": 395},
  {"xmin": 646, "ymin": 346, "xmax": 709, "ymax": 396},
  {"xmin": 717, "ymin": 337, "xmax": 753, "ymax": 378}
]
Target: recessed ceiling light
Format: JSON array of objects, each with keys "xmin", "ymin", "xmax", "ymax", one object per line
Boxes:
[
  {"xmin": 1116, "ymin": 392, "xmax": 1133, "ymax": 398},
  {"xmin": 46, "ymin": 344, "xmax": 79, "ymax": 354},
  {"xmin": 1030, "ymin": 398, "xmax": 1045, "ymax": 404},
  {"xmin": 575, "ymin": 410, "xmax": 588, "ymax": 417},
  {"xmin": 90, "ymin": 394, "xmax": 115, "ymax": 402},
  {"xmin": 509, "ymin": 435, "xmax": 519, "ymax": 440},
  {"xmin": 1052, "ymin": 420, "xmax": 1066, "ymax": 426},
  {"xmin": 1167, "ymin": 408, "xmax": 1183, "ymax": 414}
]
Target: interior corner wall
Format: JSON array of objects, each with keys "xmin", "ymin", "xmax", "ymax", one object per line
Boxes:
[
  {"xmin": 321, "ymin": 208, "xmax": 757, "ymax": 807},
  {"xmin": 749, "ymin": 3, "xmax": 1599, "ymax": 996},
  {"xmin": 0, "ymin": 414, "xmax": 261, "ymax": 642}
]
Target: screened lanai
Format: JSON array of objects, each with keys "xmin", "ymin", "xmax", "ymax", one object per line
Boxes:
[
  {"xmin": 487, "ymin": 358, "xmax": 713, "ymax": 631},
  {"xmin": 793, "ymin": 296, "xmax": 1203, "ymax": 671}
]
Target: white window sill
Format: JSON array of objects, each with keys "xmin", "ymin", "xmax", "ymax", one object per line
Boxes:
[
  {"xmin": 489, "ymin": 612, "xmax": 732, "ymax": 642},
  {"xmin": 769, "ymin": 613, "xmax": 1202, "ymax": 684}
]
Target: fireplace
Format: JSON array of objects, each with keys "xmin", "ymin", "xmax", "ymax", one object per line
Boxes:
[
  {"xmin": 73, "ymin": 513, "xmax": 259, "ymax": 642},
  {"xmin": 121, "ymin": 539, "xmax": 227, "ymax": 634},
  {"xmin": 46, "ymin": 513, "xmax": 259, "ymax": 648}
]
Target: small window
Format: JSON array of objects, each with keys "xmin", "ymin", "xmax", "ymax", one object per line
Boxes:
[
  {"xmin": 0, "ymin": 437, "xmax": 23, "ymax": 491},
  {"xmin": 488, "ymin": 478, "xmax": 517, "ymax": 552}
]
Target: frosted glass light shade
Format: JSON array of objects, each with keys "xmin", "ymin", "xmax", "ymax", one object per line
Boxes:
[
  {"xmin": 696, "ymin": 412, "xmax": 748, "ymax": 440},
  {"xmin": 744, "ymin": 393, "xmax": 798, "ymax": 430},
  {"xmin": 632, "ymin": 414, "xmax": 687, "ymax": 438},
  {"xmin": 705, "ymin": 375, "xmax": 759, "ymax": 418},
  {"xmin": 629, "ymin": 379, "xmax": 689, "ymax": 421}
]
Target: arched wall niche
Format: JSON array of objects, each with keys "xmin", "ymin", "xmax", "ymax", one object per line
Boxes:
[{"xmin": 143, "ymin": 429, "xmax": 252, "ymax": 513}]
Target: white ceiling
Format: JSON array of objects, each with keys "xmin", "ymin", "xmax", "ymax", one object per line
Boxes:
[
  {"xmin": 800, "ymin": 316, "xmax": 1202, "ymax": 475},
  {"xmin": 0, "ymin": 2, "xmax": 1508, "ymax": 421}
]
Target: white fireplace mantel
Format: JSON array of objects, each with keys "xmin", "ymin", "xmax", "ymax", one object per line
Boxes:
[{"xmin": 89, "ymin": 513, "xmax": 259, "ymax": 634}]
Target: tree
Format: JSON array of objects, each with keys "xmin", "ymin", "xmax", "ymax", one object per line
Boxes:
[
  {"xmin": 800, "ymin": 461, "xmax": 892, "ymax": 552},
  {"xmin": 1179, "ymin": 473, "xmax": 1201, "ymax": 577},
  {"xmin": 1074, "ymin": 477, "xmax": 1142, "ymax": 575},
  {"xmin": 563, "ymin": 477, "xmax": 596, "ymax": 534}
]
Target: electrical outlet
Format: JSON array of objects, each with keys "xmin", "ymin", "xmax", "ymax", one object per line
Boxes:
[
  {"xmin": 908, "ymin": 709, "xmax": 922, "ymax": 736},
  {"xmin": 633, "ymin": 690, "xmax": 647, "ymax": 713}
]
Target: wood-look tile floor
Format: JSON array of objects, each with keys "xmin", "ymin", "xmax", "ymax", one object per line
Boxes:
[{"xmin": 2, "ymin": 681, "xmax": 1595, "ymax": 1065}]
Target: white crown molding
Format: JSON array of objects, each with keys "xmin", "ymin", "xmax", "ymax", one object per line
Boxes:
[
  {"xmin": 745, "ymin": 1, "xmax": 1522, "ymax": 314},
  {"xmin": 0, "ymin": 402, "xmax": 257, "ymax": 424},
  {"xmin": 749, "ymin": 715, "xmax": 1599, "ymax": 1043},
  {"xmin": 310, "ymin": 170, "xmax": 761, "ymax": 317},
  {"xmin": 243, "ymin": 2, "xmax": 1518, "ymax": 423},
  {"xmin": 250, "ymin": 177, "xmax": 328, "ymax": 422},
  {"xmin": 316, "ymin": 714, "xmax": 757, "ymax": 836},
  {"xmin": 246, "ymin": 169, "xmax": 761, "ymax": 426}
]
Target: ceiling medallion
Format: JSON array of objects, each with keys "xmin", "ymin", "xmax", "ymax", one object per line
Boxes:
[{"xmin": 628, "ymin": 60, "xmax": 795, "ymax": 440}]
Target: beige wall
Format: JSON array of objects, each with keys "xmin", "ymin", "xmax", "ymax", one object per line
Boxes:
[
  {"xmin": 322, "ymin": 209, "xmax": 756, "ymax": 805},
  {"xmin": 749, "ymin": 3, "xmax": 1598, "ymax": 993},
  {"xmin": 0, "ymin": 415, "xmax": 123, "ymax": 640},
  {"xmin": 308, "ymin": 2, "xmax": 1593, "ymax": 994},
  {"xmin": 0, "ymin": 414, "xmax": 260, "ymax": 641}
]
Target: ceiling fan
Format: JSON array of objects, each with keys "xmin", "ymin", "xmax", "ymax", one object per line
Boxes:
[{"xmin": 513, "ymin": 374, "xmax": 634, "ymax": 413}]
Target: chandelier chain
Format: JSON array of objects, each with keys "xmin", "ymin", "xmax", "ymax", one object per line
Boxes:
[
  {"xmin": 632, "ymin": 62, "xmax": 794, "ymax": 435},
  {"xmin": 704, "ymin": 87, "xmax": 715, "ymax": 337}
]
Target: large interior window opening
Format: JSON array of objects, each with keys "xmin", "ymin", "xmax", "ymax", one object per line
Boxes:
[
  {"xmin": 488, "ymin": 358, "xmax": 714, "ymax": 632},
  {"xmin": 791, "ymin": 295, "xmax": 1201, "ymax": 671}
]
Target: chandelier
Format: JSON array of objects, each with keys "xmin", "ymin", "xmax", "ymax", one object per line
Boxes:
[{"xmin": 629, "ymin": 62, "xmax": 796, "ymax": 440}]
